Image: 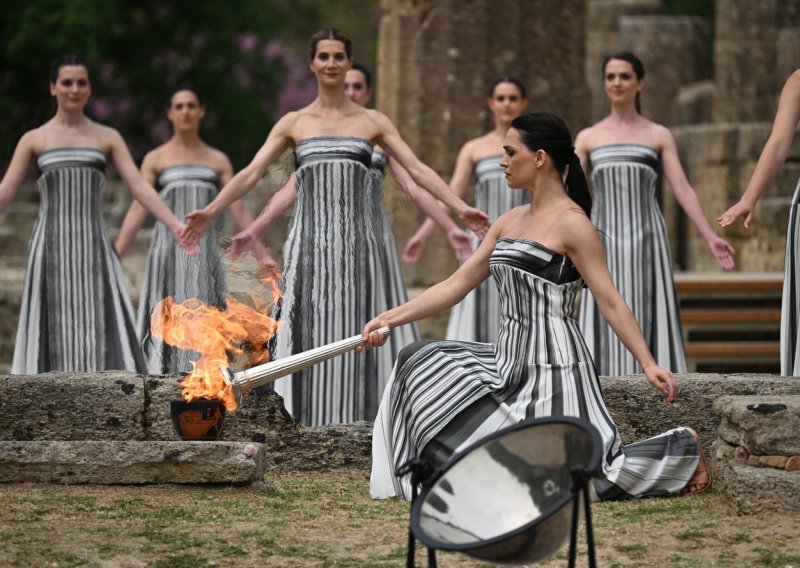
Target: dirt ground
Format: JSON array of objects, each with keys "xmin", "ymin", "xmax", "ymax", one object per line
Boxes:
[{"xmin": 1, "ymin": 469, "xmax": 799, "ymax": 567}]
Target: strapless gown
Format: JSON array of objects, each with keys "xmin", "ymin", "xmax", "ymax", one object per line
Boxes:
[
  {"xmin": 371, "ymin": 238, "xmax": 699, "ymax": 501},
  {"xmin": 12, "ymin": 148, "xmax": 145, "ymax": 373},
  {"xmin": 578, "ymin": 144, "xmax": 687, "ymax": 376}
]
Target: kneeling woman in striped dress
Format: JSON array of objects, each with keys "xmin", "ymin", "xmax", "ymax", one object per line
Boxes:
[{"xmin": 362, "ymin": 112, "xmax": 710, "ymax": 501}]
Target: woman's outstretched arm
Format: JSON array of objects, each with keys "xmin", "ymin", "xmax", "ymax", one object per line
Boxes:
[
  {"xmin": 387, "ymin": 156, "xmax": 473, "ymax": 262},
  {"xmin": 658, "ymin": 125, "xmax": 735, "ymax": 270},
  {"xmin": 115, "ymin": 151, "xmax": 159, "ymax": 257},
  {"xmin": 185, "ymin": 114, "xmax": 295, "ymax": 238},
  {"xmin": 564, "ymin": 209, "xmax": 678, "ymax": 402},
  {"xmin": 719, "ymin": 69, "xmax": 800, "ymax": 228},
  {"xmin": 361, "ymin": 215, "xmax": 506, "ymax": 347},
  {"xmin": 0, "ymin": 131, "xmax": 37, "ymax": 213},
  {"xmin": 108, "ymin": 130, "xmax": 196, "ymax": 253},
  {"xmin": 371, "ymin": 110, "xmax": 490, "ymax": 237}
]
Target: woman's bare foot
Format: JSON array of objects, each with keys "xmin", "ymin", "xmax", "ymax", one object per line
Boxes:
[{"xmin": 680, "ymin": 427, "xmax": 711, "ymax": 495}]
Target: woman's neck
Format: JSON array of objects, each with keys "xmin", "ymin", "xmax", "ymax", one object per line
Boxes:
[
  {"xmin": 529, "ymin": 173, "xmax": 570, "ymax": 211},
  {"xmin": 490, "ymin": 119, "xmax": 512, "ymax": 138},
  {"xmin": 315, "ymin": 82, "xmax": 350, "ymax": 109},
  {"xmin": 606, "ymin": 101, "xmax": 641, "ymax": 125},
  {"xmin": 170, "ymin": 129, "xmax": 203, "ymax": 149},
  {"xmin": 53, "ymin": 107, "xmax": 88, "ymax": 127}
]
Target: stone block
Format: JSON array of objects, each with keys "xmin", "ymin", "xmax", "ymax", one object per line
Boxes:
[
  {"xmin": 600, "ymin": 374, "xmax": 800, "ymax": 460},
  {"xmin": 0, "ymin": 440, "xmax": 265, "ymax": 484},
  {"xmin": 715, "ymin": 395, "xmax": 800, "ymax": 455},
  {"xmin": 716, "ymin": 459, "xmax": 800, "ymax": 515},
  {"xmin": 143, "ymin": 376, "xmax": 298, "ymax": 441},
  {"xmin": 263, "ymin": 421, "xmax": 372, "ymax": 472},
  {"xmin": 676, "ymin": 80, "xmax": 716, "ymax": 125},
  {"xmin": 141, "ymin": 375, "xmax": 184, "ymax": 440},
  {"xmin": 786, "ymin": 456, "xmax": 800, "ymax": 471},
  {"xmin": 222, "ymin": 388, "xmax": 299, "ymax": 441},
  {"xmin": 0, "ymin": 373, "xmax": 146, "ymax": 441}
]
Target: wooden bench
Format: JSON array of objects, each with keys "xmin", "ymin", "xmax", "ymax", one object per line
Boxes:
[{"xmin": 674, "ymin": 272, "xmax": 783, "ymax": 372}]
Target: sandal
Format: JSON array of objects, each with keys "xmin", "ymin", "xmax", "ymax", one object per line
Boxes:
[{"xmin": 680, "ymin": 427, "xmax": 711, "ymax": 495}]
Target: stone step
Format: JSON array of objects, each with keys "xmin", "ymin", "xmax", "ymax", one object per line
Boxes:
[
  {"xmin": 714, "ymin": 451, "xmax": 800, "ymax": 515},
  {"xmin": 715, "ymin": 395, "xmax": 800, "ymax": 455},
  {"xmin": 0, "ymin": 440, "xmax": 266, "ymax": 484}
]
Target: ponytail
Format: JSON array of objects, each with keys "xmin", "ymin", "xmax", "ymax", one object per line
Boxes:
[
  {"xmin": 510, "ymin": 112, "xmax": 592, "ymax": 217},
  {"xmin": 566, "ymin": 152, "xmax": 591, "ymax": 217}
]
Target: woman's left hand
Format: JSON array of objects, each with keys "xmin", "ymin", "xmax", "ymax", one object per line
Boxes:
[
  {"xmin": 184, "ymin": 207, "xmax": 214, "ymax": 240},
  {"xmin": 644, "ymin": 365, "xmax": 678, "ymax": 404},
  {"xmin": 707, "ymin": 236, "xmax": 736, "ymax": 270},
  {"xmin": 175, "ymin": 224, "xmax": 200, "ymax": 256}
]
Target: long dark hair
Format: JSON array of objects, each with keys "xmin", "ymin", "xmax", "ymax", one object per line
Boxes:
[
  {"xmin": 350, "ymin": 62, "xmax": 372, "ymax": 90},
  {"xmin": 166, "ymin": 84, "xmax": 204, "ymax": 108},
  {"xmin": 602, "ymin": 51, "xmax": 645, "ymax": 114},
  {"xmin": 487, "ymin": 75, "xmax": 527, "ymax": 99},
  {"xmin": 308, "ymin": 28, "xmax": 352, "ymax": 60},
  {"xmin": 49, "ymin": 53, "xmax": 89, "ymax": 84},
  {"xmin": 510, "ymin": 112, "xmax": 591, "ymax": 217}
]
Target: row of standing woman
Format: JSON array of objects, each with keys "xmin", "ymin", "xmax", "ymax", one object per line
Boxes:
[{"xmin": 3, "ymin": 29, "xmax": 798, "ymax": 501}]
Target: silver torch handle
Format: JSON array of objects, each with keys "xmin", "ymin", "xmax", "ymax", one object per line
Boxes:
[{"xmin": 230, "ymin": 326, "xmax": 391, "ymax": 404}]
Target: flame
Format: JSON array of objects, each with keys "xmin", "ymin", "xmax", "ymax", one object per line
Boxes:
[{"xmin": 150, "ymin": 293, "xmax": 281, "ymax": 410}]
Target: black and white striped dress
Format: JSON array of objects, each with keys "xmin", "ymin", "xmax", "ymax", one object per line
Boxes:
[
  {"xmin": 369, "ymin": 151, "xmax": 421, "ymax": 396},
  {"xmin": 446, "ymin": 155, "xmax": 530, "ymax": 343},
  {"xmin": 578, "ymin": 144, "xmax": 687, "ymax": 376},
  {"xmin": 371, "ymin": 238, "xmax": 699, "ymax": 500},
  {"xmin": 272, "ymin": 137, "xmax": 402, "ymax": 426},
  {"xmin": 11, "ymin": 148, "xmax": 145, "ymax": 374},
  {"xmin": 138, "ymin": 165, "xmax": 226, "ymax": 374},
  {"xmin": 781, "ymin": 177, "xmax": 800, "ymax": 375}
]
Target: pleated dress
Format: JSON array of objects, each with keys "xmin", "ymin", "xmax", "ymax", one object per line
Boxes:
[
  {"xmin": 370, "ymin": 238, "xmax": 699, "ymax": 500},
  {"xmin": 781, "ymin": 177, "xmax": 800, "ymax": 375},
  {"xmin": 446, "ymin": 155, "xmax": 530, "ymax": 343},
  {"xmin": 137, "ymin": 165, "xmax": 227, "ymax": 374},
  {"xmin": 369, "ymin": 151, "xmax": 421, "ymax": 396},
  {"xmin": 578, "ymin": 144, "xmax": 687, "ymax": 376},
  {"xmin": 272, "ymin": 137, "xmax": 405, "ymax": 426},
  {"xmin": 12, "ymin": 148, "xmax": 145, "ymax": 374}
]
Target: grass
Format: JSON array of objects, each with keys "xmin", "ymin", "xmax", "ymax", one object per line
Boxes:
[{"xmin": 0, "ymin": 470, "xmax": 798, "ymax": 567}]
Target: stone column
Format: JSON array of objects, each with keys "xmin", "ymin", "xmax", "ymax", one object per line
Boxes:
[
  {"xmin": 713, "ymin": 0, "xmax": 800, "ymax": 123},
  {"xmin": 377, "ymin": 0, "xmax": 590, "ymax": 292}
]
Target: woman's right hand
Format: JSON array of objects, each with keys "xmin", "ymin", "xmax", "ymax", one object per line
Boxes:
[
  {"xmin": 359, "ymin": 316, "xmax": 391, "ymax": 351},
  {"xmin": 718, "ymin": 199, "xmax": 755, "ymax": 229},
  {"xmin": 226, "ymin": 230, "xmax": 257, "ymax": 260}
]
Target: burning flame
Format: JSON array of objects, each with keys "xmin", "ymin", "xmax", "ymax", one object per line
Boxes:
[{"xmin": 151, "ymin": 286, "xmax": 282, "ymax": 410}]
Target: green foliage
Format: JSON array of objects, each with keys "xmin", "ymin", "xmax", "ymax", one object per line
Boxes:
[
  {"xmin": 663, "ymin": 0, "xmax": 714, "ymax": 20},
  {"xmin": 0, "ymin": 0, "xmax": 321, "ymax": 168}
]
